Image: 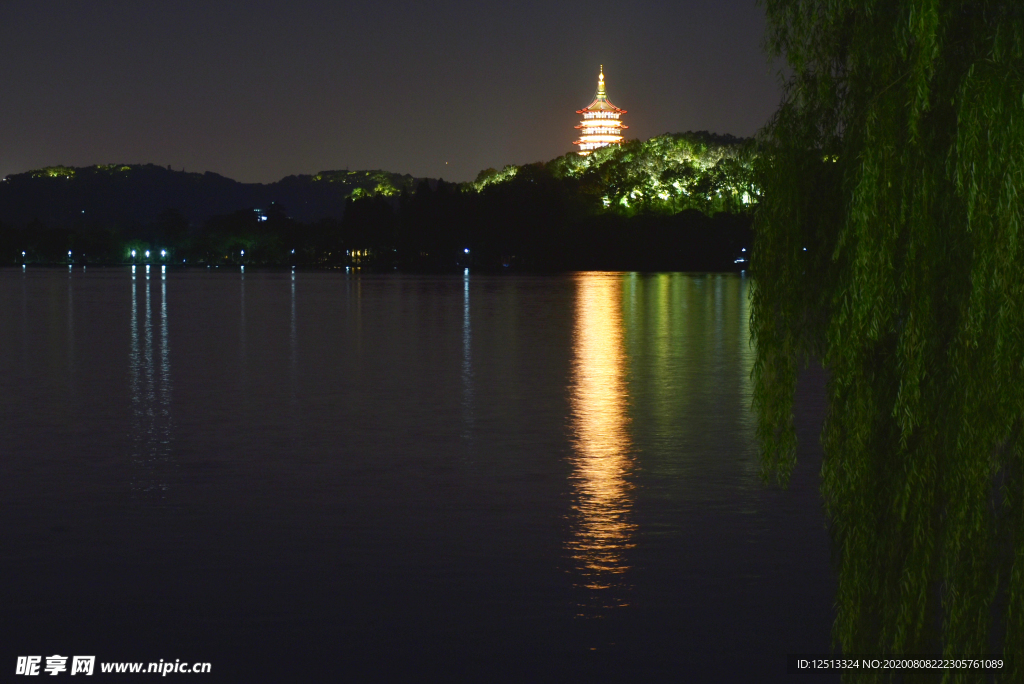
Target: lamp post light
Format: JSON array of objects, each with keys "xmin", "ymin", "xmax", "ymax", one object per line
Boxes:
[
  {"xmin": 145, "ymin": 250, "xmax": 151, "ymax": 262},
  {"xmin": 131, "ymin": 249, "xmax": 136, "ymax": 264},
  {"xmin": 161, "ymin": 249, "xmax": 166, "ymax": 260}
]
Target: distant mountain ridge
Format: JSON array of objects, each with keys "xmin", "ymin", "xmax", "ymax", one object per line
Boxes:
[
  {"xmin": 0, "ymin": 131, "xmax": 756, "ymax": 233},
  {"xmin": 0, "ymin": 132, "xmax": 756, "ymax": 270},
  {"xmin": 0, "ymin": 164, "xmax": 419, "ymax": 230}
]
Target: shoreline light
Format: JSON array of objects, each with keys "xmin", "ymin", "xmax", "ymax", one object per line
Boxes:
[{"xmin": 572, "ymin": 66, "xmax": 628, "ymax": 156}]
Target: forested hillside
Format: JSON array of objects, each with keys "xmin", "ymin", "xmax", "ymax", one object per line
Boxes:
[{"xmin": 0, "ymin": 132, "xmax": 755, "ymax": 270}]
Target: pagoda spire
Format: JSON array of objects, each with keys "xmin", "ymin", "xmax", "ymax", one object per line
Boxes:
[{"xmin": 596, "ymin": 65, "xmax": 606, "ymax": 100}]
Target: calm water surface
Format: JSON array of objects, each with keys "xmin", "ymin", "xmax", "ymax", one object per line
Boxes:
[{"xmin": 0, "ymin": 267, "xmax": 835, "ymax": 682}]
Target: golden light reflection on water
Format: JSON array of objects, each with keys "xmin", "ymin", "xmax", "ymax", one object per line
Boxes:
[{"xmin": 568, "ymin": 273, "xmax": 635, "ymax": 614}]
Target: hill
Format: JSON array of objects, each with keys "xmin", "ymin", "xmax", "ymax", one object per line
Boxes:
[
  {"xmin": 0, "ymin": 164, "xmax": 417, "ymax": 229},
  {"xmin": 0, "ymin": 132, "xmax": 757, "ymax": 270}
]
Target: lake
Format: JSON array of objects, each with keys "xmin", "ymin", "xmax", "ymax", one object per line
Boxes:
[{"xmin": 0, "ymin": 267, "xmax": 836, "ymax": 681}]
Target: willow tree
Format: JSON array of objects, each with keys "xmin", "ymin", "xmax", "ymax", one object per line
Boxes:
[{"xmin": 751, "ymin": 0, "xmax": 1024, "ymax": 679}]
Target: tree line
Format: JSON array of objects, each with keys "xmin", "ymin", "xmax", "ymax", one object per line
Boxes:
[{"xmin": 0, "ymin": 132, "xmax": 755, "ymax": 271}]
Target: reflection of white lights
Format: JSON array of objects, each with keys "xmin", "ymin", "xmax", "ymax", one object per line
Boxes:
[
  {"xmin": 161, "ymin": 265, "xmax": 166, "ymax": 274},
  {"xmin": 132, "ymin": 265, "xmax": 136, "ymax": 274},
  {"xmin": 145, "ymin": 264, "xmax": 150, "ymax": 274},
  {"xmin": 464, "ymin": 267, "xmax": 469, "ymax": 275}
]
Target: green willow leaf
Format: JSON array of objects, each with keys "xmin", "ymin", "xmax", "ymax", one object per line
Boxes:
[{"xmin": 753, "ymin": 1, "xmax": 1024, "ymax": 680}]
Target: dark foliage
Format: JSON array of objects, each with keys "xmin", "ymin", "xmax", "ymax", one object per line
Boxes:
[{"xmin": 0, "ymin": 137, "xmax": 753, "ymax": 270}]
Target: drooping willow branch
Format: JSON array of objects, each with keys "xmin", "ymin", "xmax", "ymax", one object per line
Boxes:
[{"xmin": 753, "ymin": 1, "xmax": 1024, "ymax": 680}]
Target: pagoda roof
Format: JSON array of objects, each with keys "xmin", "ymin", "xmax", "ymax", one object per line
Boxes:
[
  {"xmin": 577, "ymin": 98, "xmax": 626, "ymax": 114},
  {"xmin": 575, "ymin": 122, "xmax": 628, "ymax": 130}
]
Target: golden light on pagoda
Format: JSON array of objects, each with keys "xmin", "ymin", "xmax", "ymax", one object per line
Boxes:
[{"xmin": 573, "ymin": 65, "xmax": 628, "ymax": 156}]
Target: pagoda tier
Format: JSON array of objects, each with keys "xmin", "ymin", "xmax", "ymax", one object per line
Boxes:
[{"xmin": 573, "ymin": 66, "xmax": 628, "ymax": 155}]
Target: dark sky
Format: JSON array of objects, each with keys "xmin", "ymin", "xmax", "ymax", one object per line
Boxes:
[{"xmin": 1, "ymin": 0, "xmax": 781, "ymax": 184}]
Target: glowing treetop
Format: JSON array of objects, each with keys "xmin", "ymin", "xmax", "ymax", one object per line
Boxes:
[{"xmin": 573, "ymin": 66, "xmax": 628, "ymax": 155}]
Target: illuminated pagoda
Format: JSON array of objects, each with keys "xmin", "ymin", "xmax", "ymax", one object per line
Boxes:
[{"xmin": 573, "ymin": 66, "xmax": 628, "ymax": 155}]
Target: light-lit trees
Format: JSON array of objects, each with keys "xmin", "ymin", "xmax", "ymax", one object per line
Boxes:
[{"xmin": 752, "ymin": 0, "xmax": 1024, "ymax": 676}]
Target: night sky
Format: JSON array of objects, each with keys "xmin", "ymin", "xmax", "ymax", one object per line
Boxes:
[{"xmin": 1, "ymin": 0, "xmax": 780, "ymax": 184}]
